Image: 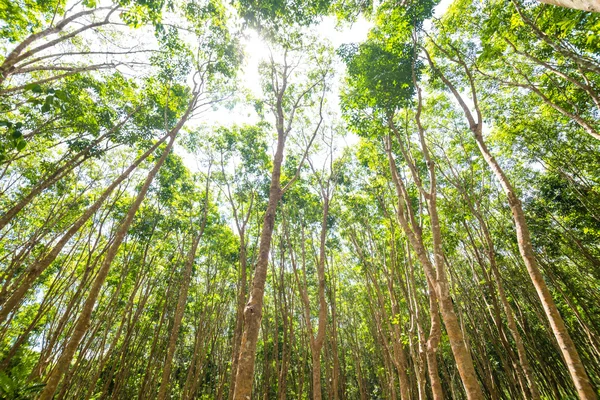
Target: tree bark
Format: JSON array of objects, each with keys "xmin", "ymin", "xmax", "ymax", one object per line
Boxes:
[
  {"xmin": 385, "ymin": 134, "xmax": 483, "ymax": 399},
  {"xmin": 232, "ymin": 47, "xmax": 324, "ymax": 397},
  {"xmin": 311, "ymin": 196, "xmax": 330, "ymax": 400},
  {"xmin": 537, "ymin": 0, "xmax": 600, "ymax": 13},
  {"xmin": 232, "ymin": 126, "xmax": 284, "ymax": 400},
  {"xmin": 229, "ymin": 234, "xmax": 248, "ymax": 399},
  {"xmin": 474, "ymin": 135, "xmax": 597, "ymax": 400},
  {"xmin": 456, "ymin": 178, "xmax": 541, "ymax": 400}
]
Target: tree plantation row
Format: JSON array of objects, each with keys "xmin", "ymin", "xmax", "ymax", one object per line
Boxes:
[{"xmin": 0, "ymin": 0, "xmax": 599, "ymax": 398}]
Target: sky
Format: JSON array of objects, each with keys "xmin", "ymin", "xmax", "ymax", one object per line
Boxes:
[{"xmin": 241, "ymin": 17, "xmax": 372, "ymax": 99}]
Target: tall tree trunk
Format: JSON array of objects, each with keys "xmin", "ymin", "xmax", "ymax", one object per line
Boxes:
[
  {"xmin": 311, "ymin": 196, "xmax": 330, "ymax": 400},
  {"xmin": 137, "ymin": 265, "xmax": 178, "ymax": 400},
  {"xmin": 385, "ymin": 136, "xmax": 483, "ymax": 399},
  {"xmin": 329, "ymin": 269, "xmax": 341, "ymax": 400},
  {"xmin": 405, "ymin": 249, "xmax": 428, "ymax": 400},
  {"xmin": 228, "ymin": 234, "xmax": 247, "ymax": 400},
  {"xmin": 425, "ymin": 278, "xmax": 445, "ymax": 400},
  {"xmin": 406, "ymin": 242, "xmax": 442, "ymax": 400},
  {"xmin": 232, "ymin": 45, "xmax": 324, "ymax": 399},
  {"xmin": 85, "ymin": 271, "xmax": 150, "ymax": 400},
  {"xmin": 275, "ymin": 251, "xmax": 292, "ymax": 400},
  {"xmin": 385, "ymin": 261, "xmax": 411, "ymax": 400},
  {"xmin": 232, "ymin": 127, "xmax": 284, "ymax": 399},
  {"xmin": 467, "ymin": 189, "xmax": 541, "ymax": 399},
  {"xmin": 474, "ymin": 134, "xmax": 597, "ymax": 400}
]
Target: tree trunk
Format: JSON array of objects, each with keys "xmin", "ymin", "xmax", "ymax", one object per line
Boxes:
[
  {"xmin": 472, "ymin": 198, "xmax": 541, "ymax": 399},
  {"xmin": 156, "ymin": 175, "xmax": 210, "ymax": 400},
  {"xmin": 232, "ymin": 128, "xmax": 284, "ymax": 399},
  {"xmin": 385, "ymin": 133, "xmax": 483, "ymax": 399},
  {"xmin": 229, "ymin": 235, "xmax": 247, "ymax": 399},
  {"xmin": 425, "ymin": 278, "xmax": 445, "ymax": 400},
  {"xmin": 311, "ymin": 196, "xmax": 330, "ymax": 400},
  {"xmin": 424, "ymin": 45, "xmax": 597, "ymax": 399},
  {"xmin": 537, "ymin": 0, "xmax": 600, "ymax": 13},
  {"xmin": 473, "ymin": 133, "xmax": 597, "ymax": 400},
  {"xmin": 330, "ymin": 272, "xmax": 341, "ymax": 400}
]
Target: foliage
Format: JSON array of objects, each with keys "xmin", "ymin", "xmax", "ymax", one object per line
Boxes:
[{"xmin": 0, "ymin": 0, "xmax": 599, "ymax": 399}]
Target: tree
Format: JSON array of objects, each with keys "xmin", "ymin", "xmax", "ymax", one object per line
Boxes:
[{"xmin": 232, "ymin": 32, "xmax": 331, "ymax": 399}]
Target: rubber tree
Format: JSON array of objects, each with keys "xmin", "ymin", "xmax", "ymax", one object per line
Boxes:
[{"xmin": 232, "ymin": 33, "xmax": 332, "ymax": 399}]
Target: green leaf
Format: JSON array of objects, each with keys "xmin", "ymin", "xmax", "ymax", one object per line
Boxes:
[
  {"xmin": 54, "ymin": 90, "xmax": 68, "ymax": 101},
  {"xmin": 41, "ymin": 103, "xmax": 50, "ymax": 113},
  {"xmin": 24, "ymin": 83, "xmax": 43, "ymax": 93}
]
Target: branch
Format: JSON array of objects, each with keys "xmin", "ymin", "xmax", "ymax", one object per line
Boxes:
[{"xmin": 281, "ymin": 84, "xmax": 326, "ymax": 194}]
